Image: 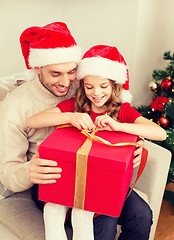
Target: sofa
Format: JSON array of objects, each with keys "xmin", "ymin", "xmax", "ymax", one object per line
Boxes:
[{"xmin": 0, "ymin": 73, "xmax": 172, "ymax": 240}]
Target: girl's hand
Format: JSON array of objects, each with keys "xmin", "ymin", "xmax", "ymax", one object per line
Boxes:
[
  {"xmin": 132, "ymin": 138, "xmax": 144, "ymax": 168},
  {"xmin": 95, "ymin": 116, "xmax": 144, "ymax": 168},
  {"xmin": 70, "ymin": 113, "xmax": 94, "ymax": 130},
  {"xmin": 95, "ymin": 114, "xmax": 120, "ymax": 131}
]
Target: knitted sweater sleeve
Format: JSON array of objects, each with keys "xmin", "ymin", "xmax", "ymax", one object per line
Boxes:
[
  {"xmin": 0, "ymin": 117, "xmax": 33, "ymax": 192},
  {"xmin": 0, "ymin": 82, "xmax": 36, "ymax": 192}
]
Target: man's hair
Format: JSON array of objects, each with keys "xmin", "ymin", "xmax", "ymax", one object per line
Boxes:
[{"xmin": 74, "ymin": 79, "xmax": 123, "ymax": 120}]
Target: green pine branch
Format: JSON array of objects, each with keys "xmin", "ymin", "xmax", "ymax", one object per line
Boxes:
[
  {"xmin": 152, "ymin": 51, "xmax": 174, "ymax": 81},
  {"xmin": 163, "ymin": 51, "xmax": 174, "ymax": 61},
  {"xmin": 164, "ymin": 102, "xmax": 174, "ymax": 119}
]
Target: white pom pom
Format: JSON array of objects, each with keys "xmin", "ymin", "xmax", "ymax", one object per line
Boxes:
[
  {"xmin": 22, "ymin": 69, "xmax": 36, "ymax": 81},
  {"xmin": 119, "ymin": 89, "xmax": 132, "ymax": 103}
]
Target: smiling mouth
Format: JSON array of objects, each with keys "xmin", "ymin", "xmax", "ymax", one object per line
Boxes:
[
  {"xmin": 92, "ymin": 96, "xmax": 105, "ymax": 102},
  {"xmin": 55, "ymin": 85, "xmax": 68, "ymax": 93}
]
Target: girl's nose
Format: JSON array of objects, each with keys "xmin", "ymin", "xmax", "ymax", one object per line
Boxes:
[{"xmin": 93, "ymin": 87, "xmax": 100, "ymax": 95}]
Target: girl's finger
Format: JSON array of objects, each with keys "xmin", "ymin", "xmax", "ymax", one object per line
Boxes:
[{"xmin": 134, "ymin": 147, "xmax": 142, "ymax": 156}]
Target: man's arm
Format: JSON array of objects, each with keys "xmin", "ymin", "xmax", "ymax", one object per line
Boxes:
[{"xmin": 0, "ymin": 119, "xmax": 33, "ymax": 192}]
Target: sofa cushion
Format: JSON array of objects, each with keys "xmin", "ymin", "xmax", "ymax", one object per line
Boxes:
[
  {"xmin": 0, "ymin": 182, "xmax": 14, "ymax": 200},
  {"xmin": 0, "ymin": 190, "xmax": 45, "ymax": 240},
  {"xmin": 0, "ymin": 72, "xmax": 26, "ymax": 102}
]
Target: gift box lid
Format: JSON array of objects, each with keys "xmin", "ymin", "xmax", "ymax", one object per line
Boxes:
[{"xmin": 39, "ymin": 127, "xmax": 138, "ymax": 172}]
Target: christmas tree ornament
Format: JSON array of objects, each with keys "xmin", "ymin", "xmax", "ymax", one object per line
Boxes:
[
  {"xmin": 158, "ymin": 116, "xmax": 169, "ymax": 127},
  {"xmin": 161, "ymin": 78, "xmax": 172, "ymax": 90},
  {"xmin": 150, "ymin": 96, "xmax": 169, "ymax": 111},
  {"xmin": 172, "ymin": 85, "xmax": 174, "ymax": 92},
  {"xmin": 149, "ymin": 81, "xmax": 158, "ymax": 91}
]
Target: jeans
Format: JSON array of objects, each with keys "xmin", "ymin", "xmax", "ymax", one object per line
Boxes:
[{"xmin": 32, "ymin": 185, "xmax": 153, "ymax": 240}]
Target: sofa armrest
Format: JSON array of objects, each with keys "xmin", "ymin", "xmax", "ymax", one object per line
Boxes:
[
  {"xmin": 131, "ymin": 140, "xmax": 171, "ymax": 240},
  {"xmin": 0, "ymin": 72, "xmax": 26, "ymax": 102}
]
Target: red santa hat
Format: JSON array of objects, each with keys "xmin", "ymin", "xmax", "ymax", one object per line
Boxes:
[
  {"xmin": 77, "ymin": 45, "xmax": 132, "ymax": 103},
  {"xmin": 20, "ymin": 22, "xmax": 81, "ymax": 79}
]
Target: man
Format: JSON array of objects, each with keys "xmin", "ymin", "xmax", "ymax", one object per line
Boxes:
[{"xmin": 0, "ymin": 22, "xmax": 152, "ymax": 240}]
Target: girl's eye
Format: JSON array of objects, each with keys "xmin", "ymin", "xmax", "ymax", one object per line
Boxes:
[
  {"xmin": 101, "ymin": 85, "xmax": 108, "ymax": 89},
  {"xmin": 86, "ymin": 87, "xmax": 93, "ymax": 90}
]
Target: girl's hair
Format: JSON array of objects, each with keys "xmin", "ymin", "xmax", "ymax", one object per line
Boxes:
[{"xmin": 74, "ymin": 79, "xmax": 123, "ymax": 121}]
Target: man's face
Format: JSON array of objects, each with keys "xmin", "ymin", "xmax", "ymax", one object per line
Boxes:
[{"xmin": 35, "ymin": 62, "xmax": 77, "ymax": 97}]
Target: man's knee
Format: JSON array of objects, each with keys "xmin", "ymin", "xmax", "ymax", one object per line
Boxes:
[
  {"xmin": 118, "ymin": 191, "xmax": 153, "ymax": 239},
  {"xmin": 94, "ymin": 214, "xmax": 118, "ymax": 240},
  {"xmin": 128, "ymin": 193, "xmax": 153, "ymax": 227}
]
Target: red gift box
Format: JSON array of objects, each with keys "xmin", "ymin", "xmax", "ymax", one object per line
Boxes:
[{"xmin": 39, "ymin": 127, "xmax": 139, "ymax": 217}]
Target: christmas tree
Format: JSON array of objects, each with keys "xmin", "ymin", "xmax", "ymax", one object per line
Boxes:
[{"xmin": 136, "ymin": 51, "xmax": 174, "ymax": 184}]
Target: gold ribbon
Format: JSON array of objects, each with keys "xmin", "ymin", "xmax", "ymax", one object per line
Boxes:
[
  {"xmin": 56, "ymin": 124, "xmax": 148, "ymax": 209},
  {"xmin": 74, "ymin": 137, "xmax": 93, "ymax": 209}
]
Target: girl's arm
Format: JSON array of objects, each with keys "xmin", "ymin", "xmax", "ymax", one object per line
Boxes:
[
  {"xmin": 27, "ymin": 107, "xmax": 94, "ymax": 130},
  {"xmin": 27, "ymin": 107, "xmax": 72, "ymax": 128},
  {"xmin": 95, "ymin": 115, "xmax": 166, "ymax": 141}
]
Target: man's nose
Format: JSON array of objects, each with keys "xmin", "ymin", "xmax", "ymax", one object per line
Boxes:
[{"xmin": 59, "ymin": 74, "xmax": 70, "ymax": 86}]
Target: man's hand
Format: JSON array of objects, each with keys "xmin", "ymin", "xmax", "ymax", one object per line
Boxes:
[
  {"xmin": 29, "ymin": 143, "xmax": 62, "ymax": 184},
  {"xmin": 133, "ymin": 138, "xmax": 144, "ymax": 168}
]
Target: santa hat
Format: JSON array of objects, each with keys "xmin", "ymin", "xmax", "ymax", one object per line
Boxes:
[
  {"xmin": 20, "ymin": 22, "xmax": 81, "ymax": 79},
  {"xmin": 77, "ymin": 45, "xmax": 132, "ymax": 103}
]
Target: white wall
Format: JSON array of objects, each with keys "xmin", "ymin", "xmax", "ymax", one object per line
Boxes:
[
  {"xmin": 132, "ymin": 0, "xmax": 174, "ymax": 105},
  {"xmin": 0, "ymin": 0, "xmax": 174, "ymax": 106}
]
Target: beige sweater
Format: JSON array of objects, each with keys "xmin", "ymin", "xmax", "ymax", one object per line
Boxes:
[{"xmin": 0, "ymin": 75, "xmax": 77, "ymax": 192}]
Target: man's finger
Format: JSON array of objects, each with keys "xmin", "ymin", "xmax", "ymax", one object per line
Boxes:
[
  {"xmin": 33, "ymin": 142, "xmax": 41, "ymax": 158},
  {"xmin": 30, "ymin": 179, "xmax": 57, "ymax": 184},
  {"xmin": 35, "ymin": 159, "xmax": 58, "ymax": 167},
  {"xmin": 38, "ymin": 166, "xmax": 62, "ymax": 174}
]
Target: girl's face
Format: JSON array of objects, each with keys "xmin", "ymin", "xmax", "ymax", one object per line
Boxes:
[{"xmin": 83, "ymin": 76, "xmax": 112, "ymax": 113}]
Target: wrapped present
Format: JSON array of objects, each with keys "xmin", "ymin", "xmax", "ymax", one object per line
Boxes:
[{"xmin": 39, "ymin": 126, "xmax": 147, "ymax": 217}]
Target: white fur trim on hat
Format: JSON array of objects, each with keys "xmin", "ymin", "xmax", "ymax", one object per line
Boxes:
[
  {"xmin": 29, "ymin": 46, "xmax": 82, "ymax": 68},
  {"xmin": 77, "ymin": 57, "xmax": 127, "ymax": 84}
]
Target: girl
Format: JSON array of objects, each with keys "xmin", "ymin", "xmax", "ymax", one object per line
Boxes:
[{"xmin": 27, "ymin": 45, "xmax": 166, "ymax": 240}]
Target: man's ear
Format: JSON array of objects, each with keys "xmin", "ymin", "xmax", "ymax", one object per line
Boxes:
[{"xmin": 34, "ymin": 67, "xmax": 40, "ymax": 74}]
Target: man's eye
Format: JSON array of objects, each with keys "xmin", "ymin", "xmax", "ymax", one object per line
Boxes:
[
  {"xmin": 52, "ymin": 74, "xmax": 60, "ymax": 77},
  {"xmin": 68, "ymin": 69, "xmax": 76, "ymax": 74}
]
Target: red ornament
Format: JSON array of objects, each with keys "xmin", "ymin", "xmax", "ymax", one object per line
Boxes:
[
  {"xmin": 150, "ymin": 96, "xmax": 169, "ymax": 111},
  {"xmin": 158, "ymin": 117, "xmax": 169, "ymax": 127},
  {"xmin": 161, "ymin": 78, "xmax": 172, "ymax": 90}
]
